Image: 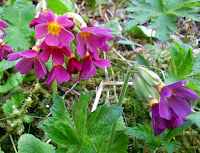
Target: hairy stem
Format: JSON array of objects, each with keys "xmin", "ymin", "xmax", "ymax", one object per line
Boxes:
[
  {"xmin": 52, "ymin": 79, "xmax": 57, "ymax": 99},
  {"xmin": 106, "ymin": 70, "xmax": 131, "ymax": 153}
]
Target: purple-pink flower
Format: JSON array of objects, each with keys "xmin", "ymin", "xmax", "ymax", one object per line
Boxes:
[
  {"xmin": 67, "ymin": 53, "xmax": 82, "ymax": 74},
  {"xmin": 46, "ymin": 64, "xmax": 70, "ymax": 86},
  {"xmin": 39, "ymin": 41, "xmax": 71, "ymax": 64},
  {"xmin": 35, "ymin": 11, "xmax": 74, "ymax": 47},
  {"xmin": 0, "ymin": 41, "xmax": 14, "ymax": 60},
  {"xmin": 80, "ymin": 52, "xmax": 111, "ymax": 79},
  {"xmin": 76, "ymin": 27, "xmax": 115, "ymax": 57},
  {"xmin": 7, "ymin": 45, "xmax": 47, "ymax": 79},
  {"xmin": 0, "ymin": 15, "xmax": 9, "ymax": 39},
  {"xmin": 151, "ymin": 80, "xmax": 199, "ymax": 135}
]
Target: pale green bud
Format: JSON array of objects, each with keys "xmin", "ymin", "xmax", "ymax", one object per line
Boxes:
[{"xmin": 139, "ymin": 67, "xmax": 162, "ymax": 87}]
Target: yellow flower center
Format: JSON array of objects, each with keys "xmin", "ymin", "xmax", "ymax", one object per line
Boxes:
[
  {"xmin": 69, "ymin": 53, "xmax": 75, "ymax": 59},
  {"xmin": 42, "ymin": 10, "xmax": 48, "ymax": 14},
  {"xmin": 47, "ymin": 21, "xmax": 61, "ymax": 35},
  {"xmin": 80, "ymin": 31, "xmax": 91, "ymax": 38}
]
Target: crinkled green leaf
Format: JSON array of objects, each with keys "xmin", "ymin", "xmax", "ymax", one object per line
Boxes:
[
  {"xmin": 99, "ymin": 117, "xmax": 129, "ymax": 153},
  {"xmin": 47, "ymin": 0, "xmax": 75, "ymax": 14},
  {"xmin": 125, "ymin": 123, "xmax": 161, "ymax": 149},
  {"xmin": 18, "ymin": 134, "xmax": 55, "ymax": 153},
  {"xmin": 39, "ymin": 94, "xmax": 80, "ymax": 145},
  {"xmin": 161, "ymin": 141, "xmax": 181, "ymax": 153},
  {"xmin": 136, "ymin": 54, "xmax": 150, "ymax": 69},
  {"xmin": 125, "ymin": 0, "xmax": 200, "ymax": 42},
  {"xmin": 73, "ymin": 92, "xmax": 92, "ymax": 139},
  {"xmin": 0, "ymin": 72, "xmax": 24, "ymax": 94},
  {"xmin": 168, "ymin": 40, "xmax": 193, "ymax": 78},
  {"xmin": 0, "ymin": 59, "xmax": 18, "ymax": 72},
  {"xmin": 2, "ymin": 1, "xmax": 35, "ymax": 51}
]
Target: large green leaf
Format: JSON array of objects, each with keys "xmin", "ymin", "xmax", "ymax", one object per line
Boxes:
[
  {"xmin": 187, "ymin": 111, "xmax": 200, "ymax": 128},
  {"xmin": 0, "ymin": 59, "xmax": 18, "ymax": 72},
  {"xmin": 2, "ymin": 1, "xmax": 35, "ymax": 51},
  {"xmin": 73, "ymin": 92, "xmax": 92, "ymax": 139},
  {"xmin": 39, "ymin": 95, "xmax": 80, "ymax": 146},
  {"xmin": 125, "ymin": 0, "xmax": 200, "ymax": 42},
  {"xmin": 18, "ymin": 134, "xmax": 55, "ymax": 153},
  {"xmin": 47, "ymin": 0, "xmax": 75, "ymax": 14}
]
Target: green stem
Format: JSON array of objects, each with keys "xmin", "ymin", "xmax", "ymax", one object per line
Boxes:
[
  {"xmin": 25, "ymin": 0, "xmax": 28, "ymax": 6},
  {"xmin": 106, "ymin": 69, "xmax": 131, "ymax": 153},
  {"xmin": 52, "ymin": 79, "xmax": 57, "ymax": 99}
]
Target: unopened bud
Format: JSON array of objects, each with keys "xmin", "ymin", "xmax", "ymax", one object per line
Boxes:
[
  {"xmin": 139, "ymin": 67, "xmax": 162, "ymax": 87},
  {"xmin": 133, "ymin": 74, "xmax": 155, "ymax": 100},
  {"xmin": 66, "ymin": 12, "xmax": 87, "ymax": 29}
]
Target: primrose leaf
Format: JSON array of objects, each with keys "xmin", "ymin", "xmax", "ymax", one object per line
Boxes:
[
  {"xmin": 39, "ymin": 94, "xmax": 80, "ymax": 146},
  {"xmin": 161, "ymin": 141, "xmax": 181, "ymax": 153},
  {"xmin": 0, "ymin": 59, "xmax": 18, "ymax": 72},
  {"xmin": 125, "ymin": 0, "xmax": 200, "ymax": 42},
  {"xmin": 47, "ymin": 0, "xmax": 75, "ymax": 14},
  {"xmin": 125, "ymin": 123, "xmax": 161, "ymax": 149},
  {"xmin": 168, "ymin": 39, "xmax": 193, "ymax": 78},
  {"xmin": 2, "ymin": 2, "xmax": 35, "ymax": 51},
  {"xmin": 18, "ymin": 134, "xmax": 55, "ymax": 153},
  {"xmin": 0, "ymin": 72, "xmax": 24, "ymax": 94},
  {"xmin": 73, "ymin": 92, "xmax": 92, "ymax": 139}
]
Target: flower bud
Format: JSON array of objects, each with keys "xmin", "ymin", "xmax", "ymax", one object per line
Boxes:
[
  {"xmin": 66, "ymin": 12, "xmax": 87, "ymax": 30},
  {"xmin": 139, "ymin": 67, "xmax": 162, "ymax": 87},
  {"xmin": 133, "ymin": 73, "xmax": 155, "ymax": 100}
]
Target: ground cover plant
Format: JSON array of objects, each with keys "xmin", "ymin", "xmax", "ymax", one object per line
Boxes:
[{"xmin": 0, "ymin": 0, "xmax": 200, "ymax": 152}]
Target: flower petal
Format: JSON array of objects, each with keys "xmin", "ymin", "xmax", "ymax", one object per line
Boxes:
[
  {"xmin": 0, "ymin": 20, "xmax": 9, "ymax": 28},
  {"xmin": 0, "ymin": 28, "xmax": 6, "ymax": 39},
  {"xmin": 93, "ymin": 58, "xmax": 111, "ymax": 69},
  {"xmin": 34, "ymin": 58, "xmax": 47, "ymax": 79},
  {"xmin": 19, "ymin": 50, "xmax": 38, "ymax": 58},
  {"xmin": 59, "ymin": 28, "xmax": 74, "ymax": 46},
  {"xmin": 52, "ymin": 49, "xmax": 65, "ymax": 64},
  {"xmin": 56, "ymin": 15, "xmax": 73, "ymax": 28},
  {"xmin": 46, "ymin": 66, "xmax": 56, "ymax": 86},
  {"xmin": 39, "ymin": 47, "xmax": 51, "ymax": 62},
  {"xmin": 45, "ymin": 33, "xmax": 60, "ymax": 46},
  {"xmin": 167, "ymin": 95, "xmax": 192, "ymax": 118},
  {"xmin": 76, "ymin": 33, "xmax": 87, "ymax": 58},
  {"xmin": 35, "ymin": 24, "xmax": 48, "ymax": 39},
  {"xmin": 55, "ymin": 65, "xmax": 69, "ymax": 83},
  {"xmin": 167, "ymin": 80, "xmax": 187, "ymax": 89},
  {"xmin": 7, "ymin": 52, "xmax": 22, "ymax": 61},
  {"xmin": 86, "ymin": 33, "xmax": 103, "ymax": 52},
  {"xmin": 15, "ymin": 58, "xmax": 33, "ymax": 74},
  {"xmin": 159, "ymin": 98, "xmax": 171, "ymax": 120},
  {"xmin": 173, "ymin": 87, "xmax": 199, "ymax": 100}
]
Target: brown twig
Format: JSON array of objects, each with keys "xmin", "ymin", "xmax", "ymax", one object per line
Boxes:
[
  {"xmin": 184, "ymin": 20, "xmax": 193, "ymax": 43},
  {"xmin": 62, "ymin": 82, "xmax": 78, "ymax": 99},
  {"xmin": 104, "ymin": 52, "xmax": 109, "ymax": 104}
]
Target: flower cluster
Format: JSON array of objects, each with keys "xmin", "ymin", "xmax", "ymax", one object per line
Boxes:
[
  {"xmin": 7, "ymin": 9, "xmax": 114, "ymax": 86},
  {"xmin": 0, "ymin": 16, "xmax": 14, "ymax": 61},
  {"xmin": 134, "ymin": 67, "xmax": 199, "ymax": 135}
]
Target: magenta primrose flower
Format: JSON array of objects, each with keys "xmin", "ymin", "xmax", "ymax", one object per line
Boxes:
[
  {"xmin": 0, "ymin": 41, "xmax": 14, "ymax": 60},
  {"xmin": 76, "ymin": 27, "xmax": 115, "ymax": 58},
  {"xmin": 0, "ymin": 15, "xmax": 9, "ymax": 39},
  {"xmin": 39, "ymin": 41, "xmax": 71, "ymax": 64},
  {"xmin": 80, "ymin": 52, "xmax": 111, "ymax": 79},
  {"xmin": 7, "ymin": 45, "xmax": 47, "ymax": 79},
  {"xmin": 151, "ymin": 80, "xmax": 199, "ymax": 135},
  {"xmin": 46, "ymin": 64, "xmax": 70, "ymax": 86},
  {"xmin": 35, "ymin": 11, "xmax": 74, "ymax": 46}
]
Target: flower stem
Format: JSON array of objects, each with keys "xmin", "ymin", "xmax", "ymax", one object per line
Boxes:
[
  {"xmin": 184, "ymin": 20, "xmax": 193, "ymax": 43},
  {"xmin": 52, "ymin": 79, "xmax": 57, "ymax": 99},
  {"xmin": 106, "ymin": 69, "xmax": 131, "ymax": 153}
]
